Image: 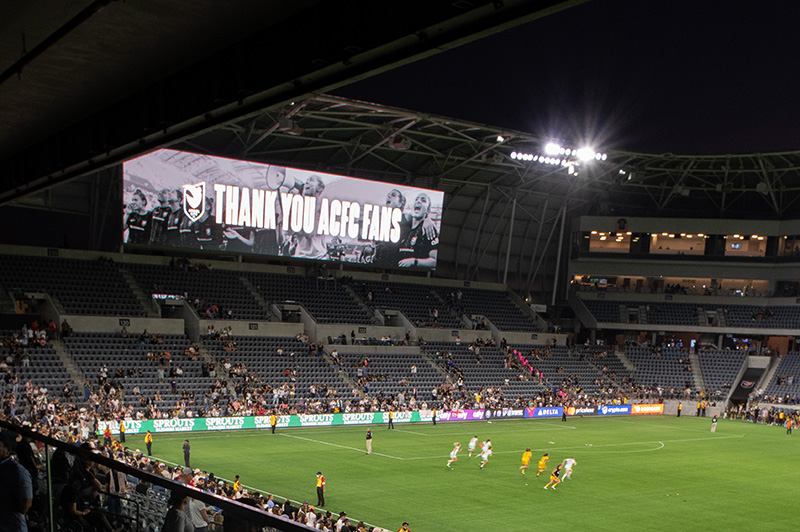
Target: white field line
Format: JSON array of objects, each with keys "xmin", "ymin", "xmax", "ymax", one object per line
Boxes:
[
  {"xmin": 280, "ymin": 433, "xmax": 404, "ymax": 460},
  {"xmin": 393, "ymin": 429, "xmax": 430, "ymax": 436}
]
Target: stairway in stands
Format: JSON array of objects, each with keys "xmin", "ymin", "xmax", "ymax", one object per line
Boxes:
[
  {"xmin": 120, "ymin": 268, "xmax": 159, "ymax": 317},
  {"xmin": 51, "ymin": 339, "xmax": 87, "ymax": 388}
]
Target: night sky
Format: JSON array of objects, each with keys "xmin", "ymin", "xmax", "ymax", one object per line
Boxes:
[{"xmin": 335, "ymin": 1, "xmax": 800, "ymax": 155}]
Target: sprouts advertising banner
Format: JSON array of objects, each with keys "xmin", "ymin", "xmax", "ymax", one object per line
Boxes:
[
  {"xmin": 97, "ymin": 404, "xmax": 657, "ymax": 435},
  {"xmin": 122, "ymin": 149, "xmax": 444, "ymax": 270}
]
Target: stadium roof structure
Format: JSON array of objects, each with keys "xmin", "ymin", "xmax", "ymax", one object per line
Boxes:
[{"xmin": 169, "ymin": 95, "xmax": 800, "ymax": 295}]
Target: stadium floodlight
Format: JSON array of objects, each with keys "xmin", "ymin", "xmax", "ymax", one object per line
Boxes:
[
  {"xmin": 497, "ymin": 135, "xmax": 505, "ymax": 142},
  {"xmin": 510, "ymin": 141, "xmax": 608, "ymax": 173},
  {"xmin": 544, "ymin": 142, "xmax": 561, "ymax": 155},
  {"xmin": 576, "ymin": 147, "xmax": 595, "ymax": 161}
]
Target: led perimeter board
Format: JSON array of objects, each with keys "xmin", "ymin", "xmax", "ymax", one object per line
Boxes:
[{"xmin": 122, "ymin": 149, "xmax": 444, "ymax": 270}]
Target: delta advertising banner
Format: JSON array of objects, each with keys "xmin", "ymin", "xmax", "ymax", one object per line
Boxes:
[
  {"xmin": 122, "ymin": 149, "xmax": 444, "ymax": 270},
  {"xmin": 524, "ymin": 407, "xmax": 564, "ymax": 418},
  {"xmin": 597, "ymin": 404, "xmax": 632, "ymax": 416},
  {"xmin": 631, "ymin": 403, "xmax": 664, "ymax": 415}
]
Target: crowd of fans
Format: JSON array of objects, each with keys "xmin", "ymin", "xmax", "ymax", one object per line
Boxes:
[
  {"xmin": 0, "ymin": 417, "xmax": 393, "ymax": 532},
  {"xmin": 3, "ymin": 316, "xmax": 800, "ymax": 532}
]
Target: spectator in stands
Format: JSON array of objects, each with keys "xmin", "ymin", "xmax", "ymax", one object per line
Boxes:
[
  {"xmin": 0, "ymin": 431, "xmax": 32, "ymax": 531},
  {"xmin": 60, "ymin": 319, "xmax": 72, "ymax": 338},
  {"xmin": 161, "ymin": 491, "xmax": 192, "ymax": 532}
]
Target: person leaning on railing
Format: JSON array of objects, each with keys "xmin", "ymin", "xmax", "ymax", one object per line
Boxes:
[
  {"xmin": 162, "ymin": 491, "xmax": 193, "ymax": 532},
  {"xmin": 0, "ymin": 431, "xmax": 33, "ymax": 532}
]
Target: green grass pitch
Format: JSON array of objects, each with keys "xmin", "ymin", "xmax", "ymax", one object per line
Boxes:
[{"xmin": 144, "ymin": 416, "xmax": 796, "ymax": 531}]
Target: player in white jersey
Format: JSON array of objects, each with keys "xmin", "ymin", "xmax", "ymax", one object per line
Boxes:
[
  {"xmin": 561, "ymin": 456, "xmax": 577, "ymax": 480},
  {"xmin": 479, "ymin": 444, "xmax": 492, "ymax": 469},
  {"xmin": 446, "ymin": 442, "xmax": 461, "ymax": 468},
  {"xmin": 468, "ymin": 436, "xmax": 479, "ymax": 457}
]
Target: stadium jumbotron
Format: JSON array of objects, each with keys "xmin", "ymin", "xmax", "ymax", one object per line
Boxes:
[{"xmin": 1, "ymin": 2, "xmax": 799, "ymax": 532}]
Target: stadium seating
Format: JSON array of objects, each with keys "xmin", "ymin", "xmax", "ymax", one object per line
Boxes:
[
  {"xmin": 338, "ymin": 350, "xmax": 444, "ymax": 400},
  {"xmin": 696, "ymin": 349, "xmax": 748, "ymax": 400},
  {"xmin": 625, "ymin": 346, "xmax": 696, "ymax": 392},
  {"xmin": 244, "ymin": 272, "xmax": 373, "ymax": 324},
  {"xmin": 0, "ymin": 330, "xmax": 72, "ymax": 397},
  {"xmin": 0, "ymin": 254, "xmax": 144, "ymax": 316},
  {"xmin": 763, "ymin": 352, "xmax": 800, "ymax": 398},
  {"xmin": 582, "ymin": 298, "xmax": 800, "ymax": 329},
  {"xmin": 721, "ymin": 305, "xmax": 800, "ymax": 329},
  {"xmin": 421, "ymin": 341, "xmax": 541, "ymax": 397},
  {"xmin": 430, "ymin": 287, "xmax": 541, "ymax": 331},
  {"xmin": 63, "ymin": 332, "xmax": 213, "ymax": 411},
  {"xmin": 583, "ymin": 300, "xmax": 627, "ymax": 323},
  {"xmin": 201, "ymin": 335, "xmax": 353, "ymax": 401},
  {"xmin": 125, "ymin": 263, "xmax": 267, "ymax": 320},
  {"xmin": 352, "ymin": 280, "xmax": 462, "ymax": 328}
]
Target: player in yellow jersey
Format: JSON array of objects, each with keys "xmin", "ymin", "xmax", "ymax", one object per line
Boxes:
[
  {"xmin": 537, "ymin": 453, "xmax": 549, "ymax": 477},
  {"xmin": 520, "ymin": 448, "xmax": 532, "ymax": 474}
]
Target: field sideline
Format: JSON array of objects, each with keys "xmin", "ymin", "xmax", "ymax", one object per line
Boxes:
[{"xmin": 144, "ymin": 416, "xmax": 795, "ymax": 531}]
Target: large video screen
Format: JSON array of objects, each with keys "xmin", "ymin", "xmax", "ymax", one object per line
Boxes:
[{"xmin": 122, "ymin": 149, "xmax": 444, "ymax": 269}]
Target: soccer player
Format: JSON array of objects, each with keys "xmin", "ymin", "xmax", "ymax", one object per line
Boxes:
[
  {"xmin": 537, "ymin": 453, "xmax": 549, "ymax": 477},
  {"xmin": 446, "ymin": 442, "xmax": 461, "ymax": 468},
  {"xmin": 468, "ymin": 436, "xmax": 479, "ymax": 458},
  {"xmin": 561, "ymin": 456, "xmax": 577, "ymax": 480},
  {"xmin": 711, "ymin": 414, "xmax": 718, "ymax": 433},
  {"xmin": 543, "ymin": 464, "xmax": 563, "ymax": 490},
  {"xmin": 479, "ymin": 442, "xmax": 492, "ymax": 469},
  {"xmin": 787, "ymin": 417, "xmax": 793, "ymax": 436},
  {"xmin": 520, "ymin": 448, "xmax": 532, "ymax": 474}
]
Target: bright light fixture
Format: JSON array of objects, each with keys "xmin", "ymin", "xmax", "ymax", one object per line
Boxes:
[
  {"xmin": 576, "ymin": 147, "xmax": 595, "ymax": 161},
  {"xmin": 544, "ymin": 142, "xmax": 561, "ymax": 155}
]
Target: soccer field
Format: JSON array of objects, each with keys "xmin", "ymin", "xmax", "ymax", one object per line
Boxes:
[{"xmin": 146, "ymin": 416, "xmax": 795, "ymax": 531}]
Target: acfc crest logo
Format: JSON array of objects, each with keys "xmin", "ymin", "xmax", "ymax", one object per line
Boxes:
[{"xmin": 183, "ymin": 182, "xmax": 206, "ymax": 221}]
